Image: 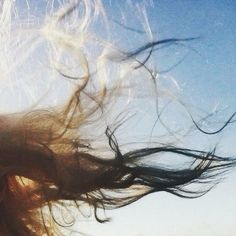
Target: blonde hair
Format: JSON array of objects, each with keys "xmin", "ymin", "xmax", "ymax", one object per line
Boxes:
[{"xmin": 0, "ymin": 1, "xmax": 234, "ymax": 235}]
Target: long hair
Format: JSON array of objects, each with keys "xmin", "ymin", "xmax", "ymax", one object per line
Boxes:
[{"xmin": 0, "ymin": 1, "xmax": 235, "ymax": 235}]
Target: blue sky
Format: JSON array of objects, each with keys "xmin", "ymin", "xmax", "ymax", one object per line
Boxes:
[
  {"xmin": 75, "ymin": 1, "xmax": 236, "ymax": 235},
  {"xmin": 104, "ymin": 0, "xmax": 236, "ymax": 111}
]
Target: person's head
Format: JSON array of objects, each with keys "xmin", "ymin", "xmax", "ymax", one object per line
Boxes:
[{"xmin": 0, "ymin": 1, "xmax": 235, "ymax": 235}]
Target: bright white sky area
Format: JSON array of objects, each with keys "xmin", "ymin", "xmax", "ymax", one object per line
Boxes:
[{"xmin": 2, "ymin": 1, "xmax": 236, "ymax": 235}]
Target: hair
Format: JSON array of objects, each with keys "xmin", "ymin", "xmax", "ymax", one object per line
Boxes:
[{"xmin": 0, "ymin": 0, "xmax": 235, "ymax": 235}]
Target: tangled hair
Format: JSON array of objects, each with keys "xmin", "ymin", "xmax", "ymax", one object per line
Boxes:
[{"xmin": 0, "ymin": 1, "xmax": 235, "ymax": 235}]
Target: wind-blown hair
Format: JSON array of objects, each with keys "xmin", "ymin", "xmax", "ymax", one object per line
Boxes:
[{"xmin": 0, "ymin": 1, "xmax": 235, "ymax": 235}]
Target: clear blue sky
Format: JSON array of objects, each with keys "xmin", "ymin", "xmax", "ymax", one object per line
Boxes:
[{"xmin": 75, "ymin": 1, "xmax": 236, "ymax": 235}]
